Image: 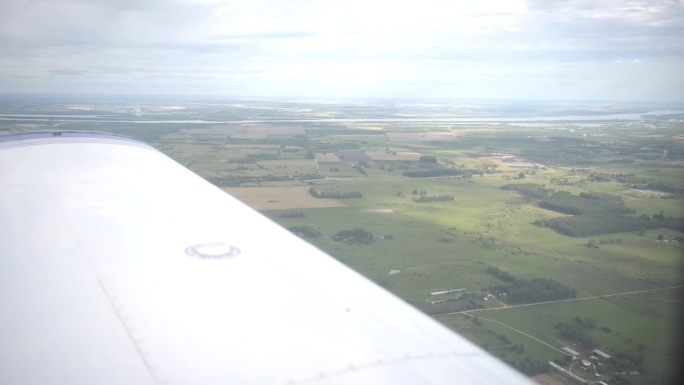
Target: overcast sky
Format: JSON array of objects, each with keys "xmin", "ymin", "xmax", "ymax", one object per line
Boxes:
[{"xmin": 1, "ymin": 0, "xmax": 683, "ymax": 101}]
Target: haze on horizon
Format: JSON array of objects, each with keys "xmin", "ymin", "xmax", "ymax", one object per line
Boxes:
[{"xmin": 1, "ymin": 0, "xmax": 683, "ymax": 102}]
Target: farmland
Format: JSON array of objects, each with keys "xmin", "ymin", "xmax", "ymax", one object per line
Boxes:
[{"xmin": 1, "ymin": 96, "xmax": 682, "ymax": 384}]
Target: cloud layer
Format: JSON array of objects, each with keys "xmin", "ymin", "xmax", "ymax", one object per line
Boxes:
[{"xmin": 1, "ymin": 0, "xmax": 683, "ymax": 101}]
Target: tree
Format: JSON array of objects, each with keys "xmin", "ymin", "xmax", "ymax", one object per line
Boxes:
[
  {"xmin": 287, "ymin": 225, "xmax": 321, "ymax": 239},
  {"xmin": 419, "ymin": 155, "xmax": 437, "ymax": 163},
  {"xmin": 309, "ymin": 187, "xmax": 362, "ymax": 199},
  {"xmin": 332, "ymin": 228, "xmax": 375, "ymax": 245}
]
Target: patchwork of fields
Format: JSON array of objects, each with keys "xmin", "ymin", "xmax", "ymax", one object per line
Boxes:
[
  {"xmin": 159, "ymin": 118, "xmax": 684, "ymax": 384},
  {"xmin": 3, "ymin": 100, "xmax": 682, "ymax": 385},
  {"xmin": 191, "ymin": 119, "xmax": 682, "ymax": 384}
]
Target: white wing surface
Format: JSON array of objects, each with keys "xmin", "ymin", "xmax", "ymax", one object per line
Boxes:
[{"xmin": 0, "ymin": 131, "xmax": 533, "ymax": 384}]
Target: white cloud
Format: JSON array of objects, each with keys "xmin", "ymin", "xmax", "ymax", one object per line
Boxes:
[{"xmin": 0, "ymin": 0, "xmax": 682, "ymax": 101}]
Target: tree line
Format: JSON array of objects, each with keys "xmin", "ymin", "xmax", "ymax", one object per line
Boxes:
[
  {"xmin": 535, "ymin": 214, "xmax": 683, "ymax": 238},
  {"xmin": 412, "ymin": 195, "xmax": 455, "ymax": 202},
  {"xmin": 487, "ymin": 266, "xmax": 576, "ymax": 304},
  {"xmin": 332, "ymin": 228, "xmax": 375, "ymax": 245},
  {"xmin": 538, "ymin": 191, "xmax": 634, "ymax": 216},
  {"xmin": 503, "ymin": 183, "xmax": 684, "ymax": 237},
  {"xmin": 579, "ymin": 191, "xmax": 623, "ymax": 202},
  {"xmin": 486, "ymin": 265, "xmax": 515, "ymax": 282},
  {"xmin": 588, "ymin": 173, "xmax": 684, "ymax": 196},
  {"xmin": 286, "ymin": 225, "xmax": 322, "ymax": 239},
  {"xmin": 309, "ymin": 187, "xmax": 362, "ymax": 199},
  {"xmin": 641, "ymin": 181, "xmax": 684, "ymax": 196},
  {"xmin": 506, "ymin": 279, "xmax": 577, "ymax": 304},
  {"xmin": 501, "ymin": 183, "xmax": 552, "ymax": 200},
  {"xmin": 555, "ymin": 320, "xmax": 595, "ymax": 349}
]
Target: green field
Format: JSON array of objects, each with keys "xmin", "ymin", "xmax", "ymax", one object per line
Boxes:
[{"xmin": 3, "ymin": 99, "xmax": 682, "ymax": 384}]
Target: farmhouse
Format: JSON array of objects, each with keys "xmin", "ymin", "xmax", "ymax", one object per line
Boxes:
[
  {"xmin": 615, "ymin": 371, "xmax": 640, "ymax": 376},
  {"xmin": 563, "ymin": 347, "xmax": 580, "ymax": 356},
  {"xmin": 592, "ymin": 349, "xmax": 611, "ymax": 359},
  {"xmin": 430, "ymin": 289, "xmax": 465, "ymax": 296},
  {"xmin": 549, "ymin": 361, "xmax": 587, "ymax": 384}
]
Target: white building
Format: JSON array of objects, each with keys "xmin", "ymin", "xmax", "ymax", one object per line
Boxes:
[{"xmin": 593, "ymin": 349, "xmax": 611, "ymax": 359}]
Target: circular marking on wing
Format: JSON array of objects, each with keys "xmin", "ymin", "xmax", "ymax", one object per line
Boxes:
[{"xmin": 185, "ymin": 242, "xmax": 241, "ymax": 260}]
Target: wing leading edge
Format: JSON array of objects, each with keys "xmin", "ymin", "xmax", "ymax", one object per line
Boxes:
[{"xmin": 0, "ymin": 131, "xmax": 533, "ymax": 384}]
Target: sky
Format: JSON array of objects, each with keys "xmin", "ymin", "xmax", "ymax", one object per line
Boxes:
[{"xmin": 1, "ymin": 0, "xmax": 683, "ymax": 101}]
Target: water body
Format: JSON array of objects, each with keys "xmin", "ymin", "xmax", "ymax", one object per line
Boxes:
[{"xmin": 0, "ymin": 110, "xmax": 682, "ymax": 124}]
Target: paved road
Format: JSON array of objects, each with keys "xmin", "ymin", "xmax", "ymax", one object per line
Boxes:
[
  {"xmin": 461, "ymin": 313, "xmax": 572, "ymax": 356},
  {"xmin": 435, "ymin": 284, "xmax": 684, "ymax": 317},
  {"xmin": 435, "ymin": 285, "xmax": 684, "ymax": 359}
]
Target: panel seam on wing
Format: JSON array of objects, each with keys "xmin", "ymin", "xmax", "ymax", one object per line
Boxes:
[
  {"xmin": 288, "ymin": 350, "xmax": 480, "ymax": 384},
  {"xmin": 54, "ymin": 190, "xmax": 161, "ymax": 385},
  {"xmin": 92, "ymin": 273, "xmax": 163, "ymax": 385}
]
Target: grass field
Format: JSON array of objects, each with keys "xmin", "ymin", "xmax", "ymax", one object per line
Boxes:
[
  {"xmin": 224, "ymin": 186, "xmax": 347, "ymax": 210},
  {"xmin": 437, "ymin": 288, "xmax": 684, "ymax": 385},
  {"xmin": 244, "ymin": 118, "xmax": 683, "ymax": 384},
  {"xmin": 4, "ymin": 99, "xmax": 681, "ymax": 384}
]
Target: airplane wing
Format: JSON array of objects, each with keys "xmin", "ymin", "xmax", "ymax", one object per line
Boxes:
[{"xmin": 0, "ymin": 131, "xmax": 533, "ymax": 384}]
